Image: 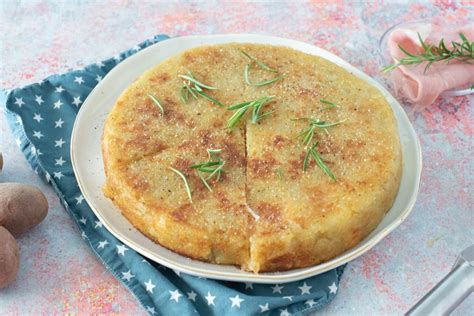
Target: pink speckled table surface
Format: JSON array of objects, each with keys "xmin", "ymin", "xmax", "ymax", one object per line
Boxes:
[{"xmin": 0, "ymin": 1, "xmax": 473, "ymax": 315}]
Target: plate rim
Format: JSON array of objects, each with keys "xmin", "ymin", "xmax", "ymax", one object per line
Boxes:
[{"xmin": 71, "ymin": 33, "xmax": 422, "ymax": 283}]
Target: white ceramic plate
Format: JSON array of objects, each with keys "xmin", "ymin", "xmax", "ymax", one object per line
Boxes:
[{"xmin": 71, "ymin": 34, "xmax": 422, "ymax": 284}]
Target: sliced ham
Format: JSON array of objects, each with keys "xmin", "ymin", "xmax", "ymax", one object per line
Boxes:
[{"xmin": 387, "ymin": 24, "xmax": 474, "ymax": 106}]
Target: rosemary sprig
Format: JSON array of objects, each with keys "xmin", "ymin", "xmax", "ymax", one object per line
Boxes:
[
  {"xmin": 383, "ymin": 32, "xmax": 474, "ymax": 74},
  {"xmin": 169, "ymin": 167, "xmax": 193, "ymax": 203},
  {"xmin": 293, "ymin": 117, "xmax": 344, "ymax": 147},
  {"xmin": 240, "ymin": 50, "xmax": 278, "ymax": 72},
  {"xmin": 190, "ymin": 149, "xmax": 225, "ymax": 192},
  {"xmin": 303, "ymin": 143, "xmax": 336, "ymax": 180},
  {"xmin": 227, "ymin": 96, "xmax": 275, "ymax": 129},
  {"xmin": 252, "ymin": 74, "xmax": 287, "ymax": 87},
  {"xmin": 179, "ymin": 71, "xmax": 224, "ymax": 107},
  {"xmin": 148, "ymin": 94, "xmax": 164, "ymax": 115},
  {"xmin": 240, "ymin": 50, "xmax": 285, "ymax": 87},
  {"xmin": 320, "ymin": 99, "xmax": 337, "ymax": 110}
]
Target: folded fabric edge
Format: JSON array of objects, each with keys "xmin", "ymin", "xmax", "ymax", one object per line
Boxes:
[
  {"xmin": 0, "ymin": 35, "xmax": 173, "ymax": 315},
  {"xmin": 1, "ymin": 88, "xmax": 155, "ymax": 312}
]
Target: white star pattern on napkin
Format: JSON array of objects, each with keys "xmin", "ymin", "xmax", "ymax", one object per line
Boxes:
[
  {"xmin": 146, "ymin": 306, "xmax": 156, "ymax": 315},
  {"xmin": 97, "ymin": 240, "xmax": 109, "ymax": 249},
  {"xmin": 33, "ymin": 131, "xmax": 44, "ymax": 139},
  {"xmin": 229, "ymin": 295, "xmax": 244, "ymax": 308},
  {"xmin": 169, "ymin": 289, "xmax": 183, "ymax": 302},
  {"xmin": 259, "ymin": 303, "xmax": 270, "ymax": 312},
  {"xmin": 298, "ymin": 282, "xmax": 312, "ymax": 295},
  {"xmin": 187, "ymin": 291, "xmax": 197, "ymax": 302},
  {"xmin": 75, "ymin": 195, "xmax": 84, "ymax": 204},
  {"xmin": 205, "ymin": 292, "xmax": 216, "ymax": 306},
  {"xmin": 74, "ymin": 76, "xmax": 84, "ymax": 84},
  {"xmin": 33, "ymin": 113, "xmax": 43, "ymax": 122},
  {"xmin": 35, "ymin": 95, "xmax": 44, "ymax": 105},
  {"xmin": 14, "ymin": 97, "xmax": 25, "ymax": 107},
  {"xmin": 144, "ymin": 279, "xmax": 156, "ymax": 293},
  {"xmin": 53, "ymin": 99, "xmax": 63, "ymax": 109},
  {"xmin": 54, "ymin": 138, "xmax": 65, "ymax": 147},
  {"xmin": 272, "ymin": 284, "xmax": 284, "ymax": 294},
  {"xmin": 55, "ymin": 118, "xmax": 64, "ymax": 128},
  {"xmin": 72, "ymin": 96, "xmax": 82, "ymax": 106},
  {"xmin": 305, "ymin": 299, "xmax": 316, "ymax": 307},
  {"xmin": 116, "ymin": 244, "xmax": 128, "ymax": 256},
  {"xmin": 55, "ymin": 157, "xmax": 66, "ymax": 166},
  {"xmin": 122, "ymin": 270, "xmax": 135, "ymax": 282}
]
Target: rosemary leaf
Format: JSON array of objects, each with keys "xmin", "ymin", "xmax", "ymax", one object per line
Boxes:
[
  {"xmin": 311, "ymin": 146, "xmax": 336, "ymax": 181},
  {"xmin": 227, "ymin": 107, "xmax": 249, "ymax": 129},
  {"xmin": 179, "ymin": 71, "xmax": 224, "ymax": 106},
  {"xmin": 320, "ymin": 99, "xmax": 337, "ymax": 109},
  {"xmin": 303, "ymin": 147, "xmax": 312, "ymax": 172},
  {"xmin": 191, "ymin": 149, "xmax": 225, "ymax": 192},
  {"xmin": 198, "ymin": 172, "xmax": 213, "ymax": 192},
  {"xmin": 244, "ymin": 63, "xmax": 252, "ymax": 85},
  {"xmin": 195, "ymin": 89, "xmax": 224, "ymax": 107},
  {"xmin": 179, "ymin": 74, "xmax": 217, "ymax": 90},
  {"xmin": 184, "ymin": 81, "xmax": 198, "ymax": 99},
  {"xmin": 228, "ymin": 101, "xmax": 252, "ymax": 110},
  {"xmin": 294, "ymin": 117, "xmax": 343, "ymax": 147},
  {"xmin": 169, "ymin": 167, "xmax": 193, "ymax": 203},
  {"xmin": 148, "ymin": 94, "xmax": 164, "ymax": 115},
  {"xmin": 180, "ymin": 86, "xmax": 189, "ymax": 103},
  {"xmin": 240, "ymin": 49, "xmax": 283, "ymax": 86},
  {"xmin": 227, "ymin": 96, "xmax": 275, "ymax": 129},
  {"xmin": 239, "ymin": 50, "xmax": 278, "ymax": 72},
  {"xmin": 253, "ymin": 74, "xmax": 286, "ymax": 87}
]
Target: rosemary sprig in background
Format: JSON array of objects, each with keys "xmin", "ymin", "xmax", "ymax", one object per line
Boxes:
[
  {"xmin": 179, "ymin": 71, "xmax": 224, "ymax": 107},
  {"xmin": 383, "ymin": 32, "xmax": 474, "ymax": 73}
]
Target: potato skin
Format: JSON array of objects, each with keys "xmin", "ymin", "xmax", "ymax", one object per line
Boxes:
[
  {"xmin": 0, "ymin": 226, "xmax": 20, "ymax": 289},
  {"xmin": 0, "ymin": 183, "xmax": 48, "ymax": 236}
]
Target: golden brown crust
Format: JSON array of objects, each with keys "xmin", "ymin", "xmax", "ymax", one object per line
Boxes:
[{"xmin": 102, "ymin": 43, "xmax": 402, "ymax": 273}]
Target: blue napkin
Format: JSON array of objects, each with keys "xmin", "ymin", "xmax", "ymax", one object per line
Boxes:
[{"xmin": 2, "ymin": 34, "xmax": 344, "ymax": 315}]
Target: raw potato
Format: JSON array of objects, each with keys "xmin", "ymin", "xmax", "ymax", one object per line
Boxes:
[
  {"xmin": 0, "ymin": 226, "xmax": 20, "ymax": 289},
  {"xmin": 0, "ymin": 183, "xmax": 48, "ymax": 236}
]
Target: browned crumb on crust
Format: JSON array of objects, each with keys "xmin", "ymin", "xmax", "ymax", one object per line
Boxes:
[
  {"xmin": 272, "ymin": 135, "xmax": 287, "ymax": 148},
  {"xmin": 171, "ymin": 203, "xmax": 195, "ymax": 222},
  {"xmin": 248, "ymin": 155, "xmax": 278, "ymax": 178}
]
